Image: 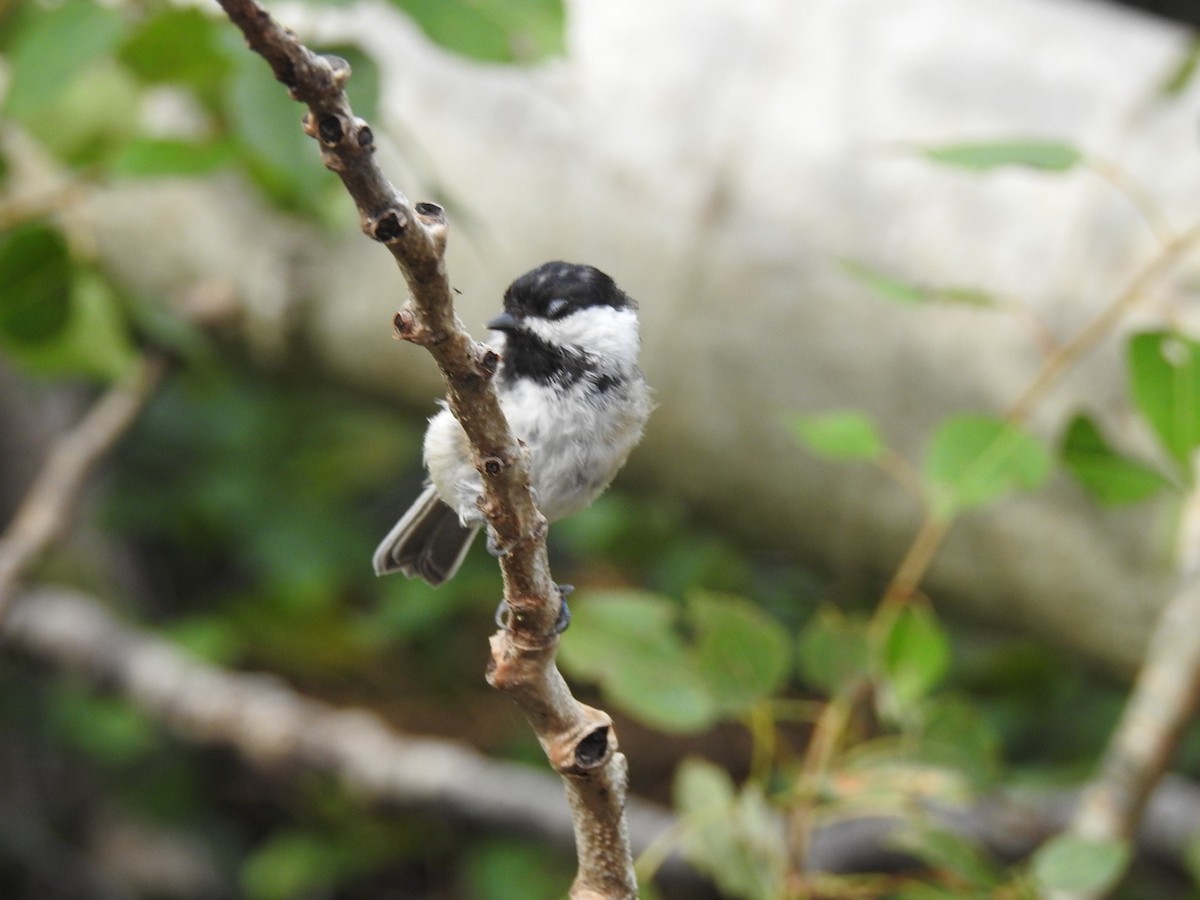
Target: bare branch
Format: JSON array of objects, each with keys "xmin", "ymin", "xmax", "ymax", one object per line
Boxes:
[
  {"xmin": 6, "ymin": 587, "xmax": 1200, "ymax": 889},
  {"xmin": 0, "ymin": 355, "xmax": 166, "ymax": 621},
  {"xmin": 212, "ymin": 2, "xmax": 636, "ymax": 893},
  {"xmin": 1053, "ymin": 578, "xmax": 1200, "ymax": 898},
  {"xmin": 2, "ymin": 587, "xmax": 671, "ymax": 850},
  {"xmin": 1006, "ymin": 219, "xmax": 1200, "ymax": 423}
]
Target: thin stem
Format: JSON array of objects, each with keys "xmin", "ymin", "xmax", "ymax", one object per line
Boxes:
[
  {"xmin": 745, "ymin": 701, "xmax": 778, "ymax": 784},
  {"xmin": 1008, "ymin": 219, "xmax": 1200, "ymax": 424},
  {"xmin": 633, "ymin": 819, "xmax": 689, "ymax": 886},
  {"xmin": 869, "ymin": 219, "xmax": 1200, "ymax": 617},
  {"xmin": 0, "ymin": 355, "xmax": 166, "ymax": 621},
  {"xmin": 1052, "ymin": 578, "xmax": 1200, "ymax": 900},
  {"xmin": 1085, "ymin": 156, "xmax": 1176, "ymax": 246},
  {"xmin": 878, "ymin": 448, "xmax": 927, "ymax": 503},
  {"xmin": 0, "ymin": 184, "xmax": 88, "ymax": 230},
  {"xmin": 786, "ymin": 689, "xmax": 858, "ymax": 876},
  {"xmin": 879, "ymin": 514, "xmax": 952, "ymax": 610}
]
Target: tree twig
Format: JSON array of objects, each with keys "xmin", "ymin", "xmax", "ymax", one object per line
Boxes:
[
  {"xmin": 1006, "ymin": 218, "xmax": 1200, "ymax": 424},
  {"xmin": 211, "ymin": 2, "xmax": 636, "ymax": 894},
  {"xmin": 1, "ymin": 587, "xmax": 673, "ymax": 856},
  {"xmin": 7, "ymin": 586, "xmax": 1200, "ymax": 890},
  {"xmin": 0, "ymin": 355, "xmax": 166, "ymax": 621},
  {"xmin": 1051, "ymin": 577, "xmax": 1200, "ymax": 899}
]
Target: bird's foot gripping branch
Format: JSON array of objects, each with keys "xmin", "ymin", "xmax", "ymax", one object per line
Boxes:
[{"xmin": 215, "ymin": 0, "xmax": 641, "ymax": 895}]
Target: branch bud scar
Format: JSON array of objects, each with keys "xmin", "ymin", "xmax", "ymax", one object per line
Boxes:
[
  {"xmin": 414, "ymin": 202, "xmax": 446, "ymax": 226},
  {"xmin": 317, "ymin": 114, "xmax": 345, "ymax": 145},
  {"xmin": 478, "ymin": 348, "xmax": 500, "ymax": 377},
  {"xmin": 370, "ymin": 210, "xmax": 407, "ymax": 243}
]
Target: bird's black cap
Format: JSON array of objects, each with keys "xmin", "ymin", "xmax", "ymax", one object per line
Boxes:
[{"xmin": 500, "ymin": 261, "xmax": 632, "ymax": 323}]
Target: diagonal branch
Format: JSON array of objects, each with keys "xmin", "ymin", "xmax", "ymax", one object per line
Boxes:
[
  {"xmin": 1051, "ymin": 577, "xmax": 1200, "ymax": 899},
  {"xmin": 212, "ymin": 2, "xmax": 636, "ymax": 895},
  {"xmin": 0, "ymin": 354, "xmax": 166, "ymax": 621}
]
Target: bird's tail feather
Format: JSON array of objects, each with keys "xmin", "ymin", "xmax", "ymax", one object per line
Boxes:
[{"xmin": 372, "ymin": 485, "xmax": 480, "ymax": 585}]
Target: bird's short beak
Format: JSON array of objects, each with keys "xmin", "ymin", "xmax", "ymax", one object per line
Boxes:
[{"xmin": 487, "ymin": 310, "xmax": 521, "ymax": 333}]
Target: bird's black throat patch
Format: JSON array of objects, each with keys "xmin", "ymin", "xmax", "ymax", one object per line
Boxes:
[{"xmin": 499, "ymin": 329, "xmax": 597, "ymax": 389}]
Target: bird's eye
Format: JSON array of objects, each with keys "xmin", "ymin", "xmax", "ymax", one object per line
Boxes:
[{"xmin": 546, "ymin": 298, "xmax": 570, "ymax": 319}]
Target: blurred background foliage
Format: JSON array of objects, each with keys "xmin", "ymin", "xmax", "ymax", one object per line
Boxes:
[{"xmin": 2, "ymin": 0, "xmax": 1200, "ymax": 898}]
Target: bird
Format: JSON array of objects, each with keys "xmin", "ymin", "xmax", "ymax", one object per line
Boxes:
[{"xmin": 373, "ymin": 261, "xmax": 651, "ymax": 587}]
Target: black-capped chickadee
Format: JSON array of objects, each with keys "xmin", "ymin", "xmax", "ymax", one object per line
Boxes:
[{"xmin": 373, "ymin": 261, "xmax": 651, "ymax": 586}]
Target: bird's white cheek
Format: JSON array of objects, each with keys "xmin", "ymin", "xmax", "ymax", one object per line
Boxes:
[{"xmin": 522, "ymin": 307, "xmax": 640, "ymax": 368}]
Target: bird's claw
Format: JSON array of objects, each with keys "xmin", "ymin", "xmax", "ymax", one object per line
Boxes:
[
  {"xmin": 485, "ymin": 527, "xmax": 513, "ymax": 558},
  {"xmin": 494, "ymin": 583, "xmax": 573, "ymax": 636}
]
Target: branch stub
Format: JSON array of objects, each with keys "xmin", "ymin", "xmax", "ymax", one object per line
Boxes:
[
  {"xmin": 317, "ymin": 114, "xmax": 345, "ymax": 146},
  {"xmin": 415, "ymin": 202, "xmax": 446, "ymax": 225},
  {"xmin": 392, "ymin": 308, "xmax": 433, "ymax": 344},
  {"xmin": 478, "ymin": 347, "xmax": 500, "ymax": 377},
  {"xmin": 322, "ymin": 53, "xmax": 351, "ymax": 89},
  {"xmin": 370, "ymin": 210, "xmax": 408, "ymax": 243},
  {"xmin": 574, "ymin": 727, "xmax": 610, "ymax": 769}
]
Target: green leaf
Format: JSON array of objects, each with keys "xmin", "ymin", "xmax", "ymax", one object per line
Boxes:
[
  {"xmin": 16, "ymin": 58, "xmax": 141, "ymax": 167},
  {"xmin": 674, "ymin": 756, "xmax": 737, "ymax": 815},
  {"xmin": 924, "ymin": 415, "xmax": 1051, "ymax": 517},
  {"xmin": 842, "ymin": 260, "xmax": 999, "ymax": 308},
  {"xmin": 729, "ymin": 784, "xmax": 789, "ymax": 898},
  {"xmin": 558, "ymin": 591, "xmax": 677, "ymax": 678},
  {"xmin": 462, "ymin": 838, "xmax": 572, "ymax": 900},
  {"xmin": 796, "ymin": 607, "xmax": 870, "ymax": 695},
  {"xmin": 50, "ymin": 687, "xmax": 158, "ymax": 765},
  {"xmin": 878, "ymin": 605, "xmax": 950, "ymax": 709},
  {"xmin": 564, "ymin": 592, "xmax": 793, "ymax": 731},
  {"xmin": 922, "ymin": 140, "xmax": 1082, "ymax": 172},
  {"xmin": 240, "ymin": 831, "xmax": 349, "ymax": 900},
  {"xmin": 0, "ymin": 223, "xmax": 73, "ymax": 344},
  {"xmin": 1031, "ymin": 835, "xmax": 1131, "ymax": 894},
  {"xmin": 605, "ymin": 654, "xmax": 716, "ymax": 733},
  {"xmin": 689, "ymin": 593, "xmax": 791, "ymax": 715},
  {"xmin": 117, "ymin": 6, "xmax": 231, "ymax": 91},
  {"xmin": 3, "ymin": 0, "xmax": 126, "ymax": 118},
  {"xmin": 561, "ymin": 592, "xmax": 716, "ymax": 733},
  {"xmin": 789, "ymin": 410, "xmax": 885, "ymax": 461},
  {"xmin": 1060, "ymin": 413, "xmax": 1168, "ymax": 505},
  {"xmin": 673, "ymin": 759, "xmax": 787, "ymax": 900},
  {"xmin": 841, "ymin": 259, "xmax": 927, "ymax": 304},
  {"xmin": 168, "ymin": 616, "xmax": 244, "ymax": 666},
  {"xmin": 110, "ymin": 137, "xmax": 239, "ymax": 178},
  {"xmin": 919, "ymin": 696, "xmax": 1000, "ymax": 786},
  {"xmin": 935, "ymin": 287, "xmax": 997, "ymax": 307},
  {"xmin": 1159, "ymin": 36, "xmax": 1200, "ymax": 98},
  {"xmin": 125, "ymin": 296, "xmax": 214, "ymax": 364},
  {"xmin": 1127, "ymin": 330, "xmax": 1200, "ymax": 468},
  {"xmin": 884, "ymin": 886, "xmax": 976, "ymax": 900},
  {"xmin": 2, "ymin": 271, "xmax": 139, "ymax": 381},
  {"xmin": 1184, "ymin": 831, "xmax": 1200, "ymax": 887},
  {"xmin": 836, "ymin": 736, "xmax": 973, "ymax": 809},
  {"xmin": 389, "ymin": 0, "xmax": 565, "ymax": 64},
  {"xmin": 890, "ymin": 825, "xmax": 1002, "ymax": 888},
  {"xmin": 224, "ymin": 53, "xmax": 331, "ymax": 209}
]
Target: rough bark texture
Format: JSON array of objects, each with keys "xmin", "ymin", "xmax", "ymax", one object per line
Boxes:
[{"xmin": 213, "ymin": 2, "xmax": 637, "ymax": 893}]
